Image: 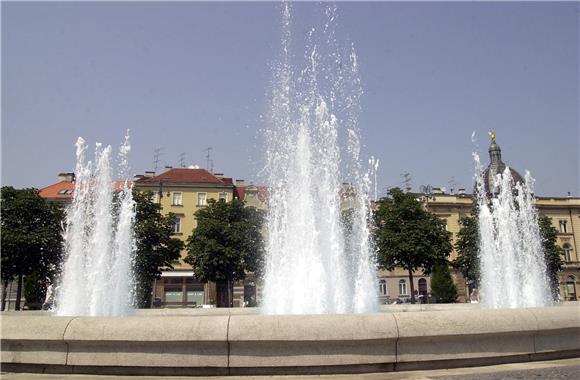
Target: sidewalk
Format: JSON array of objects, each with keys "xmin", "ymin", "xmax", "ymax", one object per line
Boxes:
[{"xmin": 2, "ymin": 358, "xmax": 579, "ymax": 380}]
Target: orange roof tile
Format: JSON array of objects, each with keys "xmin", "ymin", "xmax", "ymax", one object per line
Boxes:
[
  {"xmin": 39, "ymin": 181, "xmax": 75, "ymax": 199},
  {"xmin": 136, "ymin": 168, "xmax": 228, "ymax": 186},
  {"xmin": 234, "ymin": 185, "xmax": 270, "ymax": 202},
  {"xmin": 39, "ymin": 180, "xmax": 132, "ymax": 200}
]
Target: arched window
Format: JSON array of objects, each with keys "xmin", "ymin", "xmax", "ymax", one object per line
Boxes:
[
  {"xmin": 563, "ymin": 244, "xmax": 572, "ymax": 262},
  {"xmin": 399, "ymin": 279, "xmax": 407, "ymax": 295},
  {"xmin": 379, "ymin": 280, "xmax": 387, "ymax": 295},
  {"xmin": 566, "ymin": 276, "xmax": 577, "ymax": 300}
]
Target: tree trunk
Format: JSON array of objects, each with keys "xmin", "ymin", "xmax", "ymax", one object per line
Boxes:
[
  {"xmin": 1, "ymin": 278, "xmax": 8, "ymax": 311},
  {"xmin": 408, "ymin": 268, "xmax": 416, "ymax": 304},
  {"xmin": 227, "ymin": 279, "xmax": 232, "ymax": 308},
  {"xmin": 150, "ymin": 278, "xmax": 157, "ymax": 308},
  {"xmin": 15, "ymin": 274, "xmax": 23, "ymax": 311}
]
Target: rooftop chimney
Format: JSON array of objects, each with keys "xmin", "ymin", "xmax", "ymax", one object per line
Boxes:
[
  {"xmin": 58, "ymin": 172, "xmax": 75, "ymax": 183},
  {"xmin": 235, "ymin": 179, "xmax": 245, "ymax": 187},
  {"xmin": 214, "ymin": 173, "xmax": 224, "ymax": 179},
  {"xmin": 144, "ymin": 171, "xmax": 156, "ymax": 178}
]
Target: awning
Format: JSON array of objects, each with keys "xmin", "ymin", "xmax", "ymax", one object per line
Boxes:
[{"xmin": 160, "ymin": 271, "xmax": 194, "ymax": 277}]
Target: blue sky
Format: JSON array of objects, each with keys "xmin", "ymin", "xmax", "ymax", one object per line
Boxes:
[{"xmin": 2, "ymin": 1, "xmax": 578, "ymax": 196}]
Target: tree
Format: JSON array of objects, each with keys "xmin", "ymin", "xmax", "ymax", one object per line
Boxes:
[
  {"xmin": 1, "ymin": 187, "xmax": 64, "ymax": 310},
  {"xmin": 133, "ymin": 191, "xmax": 183, "ymax": 308},
  {"xmin": 453, "ymin": 203, "xmax": 480, "ymax": 290},
  {"xmin": 373, "ymin": 187, "xmax": 452, "ymax": 304},
  {"xmin": 23, "ymin": 271, "xmax": 47, "ymax": 308},
  {"xmin": 430, "ymin": 263, "xmax": 458, "ymax": 303},
  {"xmin": 185, "ymin": 199, "xmax": 264, "ymax": 307},
  {"xmin": 538, "ymin": 215, "xmax": 564, "ymax": 300}
]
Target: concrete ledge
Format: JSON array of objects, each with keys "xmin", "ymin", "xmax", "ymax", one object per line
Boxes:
[
  {"xmin": 63, "ymin": 316, "xmax": 229, "ymax": 368},
  {"xmin": 1, "ymin": 316, "xmax": 74, "ymax": 365},
  {"xmin": 395, "ymin": 308, "xmax": 539, "ymax": 363},
  {"xmin": 2, "ymin": 304, "xmax": 579, "ymax": 375},
  {"xmin": 228, "ymin": 313, "xmax": 397, "ymax": 367}
]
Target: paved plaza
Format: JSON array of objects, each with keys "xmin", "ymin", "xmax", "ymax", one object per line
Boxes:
[{"xmin": 2, "ymin": 358, "xmax": 579, "ymax": 380}]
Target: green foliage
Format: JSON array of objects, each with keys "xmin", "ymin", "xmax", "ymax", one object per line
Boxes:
[
  {"xmin": 373, "ymin": 188, "xmax": 452, "ymax": 274},
  {"xmin": 538, "ymin": 215, "xmax": 564, "ymax": 300},
  {"xmin": 24, "ymin": 271, "xmax": 46, "ymax": 308},
  {"xmin": 430, "ymin": 263, "xmax": 458, "ymax": 303},
  {"xmin": 185, "ymin": 199, "xmax": 264, "ymax": 284},
  {"xmin": 1, "ymin": 186, "xmax": 64, "ymax": 294},
  {"xmin": 453, "ymin": 206, "xmax": 480, "ymax": 287},
  {"xmin": 373, "ymin": 188, "xmax": 452, "ymax": 303},
  {"xmin": 133, "ymin": 191, "xmax": 184, "ymax": 308}
]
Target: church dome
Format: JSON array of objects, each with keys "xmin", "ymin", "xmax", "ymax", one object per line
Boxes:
[{"xmin": 481, "ymin": 133, "xmax": 524, "ymax": 195}]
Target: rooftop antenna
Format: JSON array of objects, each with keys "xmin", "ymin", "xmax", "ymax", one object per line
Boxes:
[
  {"xmin": 203, "ymin": 147, "xmax": 213, "ymax": 171},
  {"xmin": 401, "ymin": 172, "xmax": 412, "ymax": 192},
  {"xmin": 420, "ymin": 184, "xmax": 433, "ymax": 199},
  {"xmin": 448, "ymin": 176, "xmax": 457, "ymax": 195},
  {"xmin": 178, "ymin": 153, "xmax": 186, "ymax": 168},
  {"xmin": 420, "ymin": 184, "xmax": 434, "ymax": 211},
  {"xmin": 153, "ymin": 148, "xmax": 163, "ymax": 172}
]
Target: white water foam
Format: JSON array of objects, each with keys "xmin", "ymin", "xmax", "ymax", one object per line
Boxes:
[
  {"xmin": 56, "ymin": 132, "xmax": 135, "ymax": 316},
  {"xmin": 262, "ymin": 3, "xmax": 378, "ymax": 314}
]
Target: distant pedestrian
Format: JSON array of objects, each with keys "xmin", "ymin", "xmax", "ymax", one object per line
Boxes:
[{"xmin": 470, "ymin": 288, "xmax": 479, "ymax": 303}]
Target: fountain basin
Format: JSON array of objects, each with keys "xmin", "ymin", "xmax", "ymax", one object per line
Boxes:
[{"xmin": 2, "ymin": 304, "xmax": 579, "ymax": 376}]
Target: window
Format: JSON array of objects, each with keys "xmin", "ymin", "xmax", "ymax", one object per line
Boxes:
[
  {"xmin": 197, "ymin": 192, "xmax": 207, "ymax": 206},
  {"xmin": 399, "ymin": 280, "xmax": 407, "ymax": 295},
  {"xmin": 164, "ymin": 289, "xmax": 183, "ymax": 303},
  {"xmin": 563, "ymin": 244, "xmax": 572, "ymax": 262},
  {"xmin": 172, "ymin": 192, "xmax": 182, "ymax": 206},
  {"xmin": 219, "ymin": 192, "xmax": 228, "ymax": 202},
  {"xmin": 163, "ymin": 277, "xmax": 204, "ymax": 306},
  {"xmin": 559, "ymin": 220, "xmax": 568, "ymax": 233},
  {"xmin": 186, "ymin": 290, "xmax": 204, "ymax": 306},
  {"xmin": 418, "ymin": 278, "xmax": 428, "ymax": 294},
  {"xmin": 172, "ymin": 215, "xmax": 182, "ymax": 234},
  {"xmin": 566, "ymin": 276, "xmax": 577, "ymax": 300},
  {"xmin": 379, "ymin": 280, "xmax": 387, "ymax": 295}
]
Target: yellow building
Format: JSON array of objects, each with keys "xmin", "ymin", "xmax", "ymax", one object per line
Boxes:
[{"xmin": 134, "ymin": 167, "xmax": 238, "ymax": 307}]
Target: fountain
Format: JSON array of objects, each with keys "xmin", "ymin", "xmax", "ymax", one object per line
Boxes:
[
  {"xmin": 2, "ymin": 4, "xmax": 577, "ymax": 377},
  {"xmin": 262, "ymin": 2, "xmax": 378, "ymax": 315},
  {"xmin": 55, "ymin": 133, "xmax": 135, "ymax": 316},
  {"xmin": 474, "ymin": 133, "xmax": 552, "ymax": 308}
]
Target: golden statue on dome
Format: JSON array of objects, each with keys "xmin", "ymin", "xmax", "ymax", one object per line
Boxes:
[{"xmin": 488, "ymin": 129, "xmax": 496, "ymax": 143}]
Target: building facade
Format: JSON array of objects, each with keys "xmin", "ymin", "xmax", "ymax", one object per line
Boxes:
[{"xmin": 133, "ymin": 167, "xmax": 238, "ymax": 308}]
